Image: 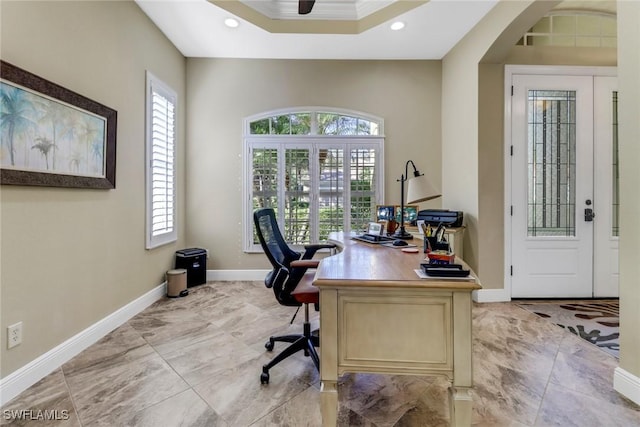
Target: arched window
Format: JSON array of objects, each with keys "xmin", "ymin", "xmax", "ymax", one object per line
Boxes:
[
  {"xmin": 518, "ymin": 11, "xmax": 616, "ymax": 48},
  {"xmin": 243, "ymin": 108, "xmax": 384, "ymax": 252}
]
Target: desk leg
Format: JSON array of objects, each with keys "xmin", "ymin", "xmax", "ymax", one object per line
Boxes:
[
  {"xmin": 451, "ymin": 291, "xmax": 474, "ymax": 426},
  {"xmin": 321, "ymin": 380, "xmax": 338, "ymax": 426},
  {"xmin": 320, "ymin": 289, "xmax": 339, "ymax": 426},
  {"xmin": 449, "ymin": 386, "xmax": 472, "ymax": 426}
]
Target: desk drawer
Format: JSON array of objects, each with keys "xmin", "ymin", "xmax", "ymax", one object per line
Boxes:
[{"xmin": 337, "ymin": 292, "xmax": 452, "ymax": 374}]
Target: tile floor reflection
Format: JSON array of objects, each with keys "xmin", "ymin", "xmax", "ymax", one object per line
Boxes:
[{"xmin": 2, "ymin": 281, "xmax": 639, "ymax": 426}]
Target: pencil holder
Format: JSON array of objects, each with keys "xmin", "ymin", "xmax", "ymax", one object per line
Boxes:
[{"xmin": 424, "ymin": 237, "xmax": 450, "ymax": 253}]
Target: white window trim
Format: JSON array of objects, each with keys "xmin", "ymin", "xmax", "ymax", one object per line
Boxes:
[
  {"xmin": 145, "ymin": 71, "xmax": 178, "ymax": 249},
  {"xmin": 243, "ymin": 107, "xmax": 384, "ymax": 253}
]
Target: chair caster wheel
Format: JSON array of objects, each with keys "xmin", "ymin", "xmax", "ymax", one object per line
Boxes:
[
  {"xmin": 260, "ymin": 372, "xmax": 270, "ymax": 384},
  {"xmin": 265, "ymin": 339, "xmax": 274, "ymax": 351}
]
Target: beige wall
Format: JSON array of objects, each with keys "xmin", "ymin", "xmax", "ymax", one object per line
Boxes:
[
  {"xmin": 477, "ymin": 63, "xmax": 506, "ymax": 290},
  {"xmin": 0, "ymin": 1, "xmax": 186, "ymax": 376},
  {"xmin": 442, "ymin": 0, "xmax": 557, "ymax": 279},
  {"xmin": 505, "ymin": 45, "xmax": 617, "ymax": 65},
  {"xmin": 617, "ymin": 0, "xmax": 640, "ymax": 380},
  {"xmin": 185, "ymin": 59, "xmax": 442, "ymax": 270}
]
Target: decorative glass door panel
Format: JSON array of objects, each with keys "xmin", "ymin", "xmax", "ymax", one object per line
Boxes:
[{"xmin": 527, "ymin": 90, "xmax": 577, "ymax": 237}]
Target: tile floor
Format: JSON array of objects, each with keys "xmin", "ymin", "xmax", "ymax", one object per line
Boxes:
[{"xmin": 2, "ymin": 281, "xmax": 639, "ymax": 426}]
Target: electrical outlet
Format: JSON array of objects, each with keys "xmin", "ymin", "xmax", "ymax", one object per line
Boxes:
[{"xmin": 7, "ymin": 322, "xmax": 22, "ymax": 349}]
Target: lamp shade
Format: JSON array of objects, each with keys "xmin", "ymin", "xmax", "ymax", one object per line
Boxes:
[{"xmin": 406, "ymin": 174, "xmax": 441, "ymax": 204}]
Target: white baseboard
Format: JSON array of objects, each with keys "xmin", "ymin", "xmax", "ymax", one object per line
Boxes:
[
  {"xmin": 207, "ymin": 269, "xmax": 270, "ymax": 281},
  {"xmin": 0, "ymin": 283, "xmax": 166, "ymax": 407},
  {"xmin": 614, "ymin": 367, "xmax": 640, "ymax": 406},
  {"xmin": 473, "ymin": 288, "xmax": 510, "ymax": 303}
]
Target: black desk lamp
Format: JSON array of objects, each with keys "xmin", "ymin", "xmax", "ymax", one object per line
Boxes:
[{"xmin": 392, "ymin": 160, "xmax": 441, "ymax": 240}]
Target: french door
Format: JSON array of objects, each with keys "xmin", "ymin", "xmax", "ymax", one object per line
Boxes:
[
  {"xmin": 593, "ymin": 77, "xmax": 619, "ymax": 297},
  {"xmin": 508, "ymin": 70, "xmax": 618, "ymax": 298}
]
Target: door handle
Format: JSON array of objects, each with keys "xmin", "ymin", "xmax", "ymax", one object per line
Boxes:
[{"xmin": 584, "ymin": 208, "xmax": 595, "ymax": 222}]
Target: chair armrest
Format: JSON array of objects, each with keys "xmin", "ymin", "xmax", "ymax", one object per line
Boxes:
[
  {"xmin": 305, "ymin": 243, "xmax": 336, "ymax": 250},
  {"xmin": 290, "ymin": 259, "xmax": 319, "ymax": 269},
  {"xmin": 287, "ymin": 260, "xmax": 318, "ymax": 290},
  {"xmin": 301, "ymin": 243, "xmax": 337, "ymax": 260}
]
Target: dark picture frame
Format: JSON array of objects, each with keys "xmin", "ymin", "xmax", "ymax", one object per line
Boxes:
[
  {"xmin": 0, "ymin": 60, "xmax": 117, "ymax": 189},
  {"xmin": 395, "ymin": 205, "xmax": 418, "ymax": 224},
  {"xmin": 376, "ymin": 205, "xmax": 395, "ymax": 222}
]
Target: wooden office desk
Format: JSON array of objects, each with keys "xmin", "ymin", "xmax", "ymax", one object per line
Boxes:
[{"xmin": 313, "ymin": 232, "xmax": 481, "ymax": 426}]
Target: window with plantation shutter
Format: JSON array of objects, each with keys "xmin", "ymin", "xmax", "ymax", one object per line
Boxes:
[
  {"xmin": 145, "ymin": 72, "xmax": 177, "ymax": 249},
  {"xmin": 243, "ymin": 108, "xmax": 384, "ymax": 252}
]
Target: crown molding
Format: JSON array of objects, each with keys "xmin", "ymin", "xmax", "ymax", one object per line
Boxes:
[
  {"xmin": 241, "ymin": 0, "xmax": 396, "ymax": 21},
  {"xmin": 211, "ymin": 0, "xmax": 426, "ymax": 34}
]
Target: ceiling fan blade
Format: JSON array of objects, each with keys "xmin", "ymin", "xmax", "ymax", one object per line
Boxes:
[{"xmin": 299, "ymin": 0, "xmax": 316, "ymax": 15}]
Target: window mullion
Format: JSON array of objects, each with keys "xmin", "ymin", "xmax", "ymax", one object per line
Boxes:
[
  {"xmin": 310, "ymin": 146, "xmax": 319, "ymax": 242},
  {"xmin": 277, "ymin": 143, "xmax": 286, "ymax": 228},
  {"xmin": 310, "ymin": 112, "xmax": 318, "ymax": 135},
  {"xmin": 246, "ymin": 145, "xmax": 253, "ymax": 250},
  {"xmin": 344, "ymin": 144, "xmax": 351, "ymax": 233}
]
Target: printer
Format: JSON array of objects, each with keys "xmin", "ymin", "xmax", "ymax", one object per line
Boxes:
[{"xmin": 417, "ymin": 209, "xmax": 464, "ymax": 227}]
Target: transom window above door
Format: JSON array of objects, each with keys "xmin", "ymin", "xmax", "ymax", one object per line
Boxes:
[
  {"xmin": 518, "ymin": 11, "xmax": 617, "ymax": 48},
  {"xmin": 243, "ymin": 108, "xmax": 385, "ymax": 252}
]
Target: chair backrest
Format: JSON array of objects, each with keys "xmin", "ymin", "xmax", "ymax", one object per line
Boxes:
[{"xmin": 253, "ymin": 208, "xmax": 302, "ymax": 306}]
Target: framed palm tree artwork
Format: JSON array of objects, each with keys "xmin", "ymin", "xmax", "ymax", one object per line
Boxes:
[{"xmin": 0, "ymin": 60, "xmax": 117, "ymax": 188}]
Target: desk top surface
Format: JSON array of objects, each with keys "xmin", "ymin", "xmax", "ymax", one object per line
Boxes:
[{"xmin": 313, "ymin": 232, "xmax": 481, "ymax": 291}]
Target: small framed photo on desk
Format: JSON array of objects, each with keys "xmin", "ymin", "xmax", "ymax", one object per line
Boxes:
[{"xmin": 367, "ymin": 222, "xmax": 385, "ymax": 236}]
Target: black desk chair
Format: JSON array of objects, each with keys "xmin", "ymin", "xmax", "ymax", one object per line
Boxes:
[{"xmin": 253, "ymin": 208, "xmax": 335, "ymax": 384}]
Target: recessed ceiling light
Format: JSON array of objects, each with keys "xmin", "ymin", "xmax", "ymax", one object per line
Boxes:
[
  {"xmin": 224, "ymin": 18, "xmax": 239, "ymax": 28},
  {"xmin": 390, "ymin": 21, "xmax": 405, "ymax": 31}
]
